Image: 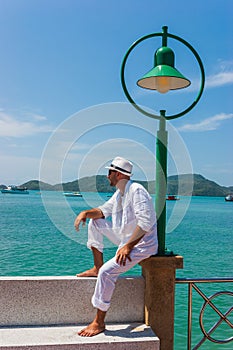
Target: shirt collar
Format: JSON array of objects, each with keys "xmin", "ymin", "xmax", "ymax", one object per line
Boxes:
[{"xmin": 116, "ymin": 179, "xmax": 132, "ymax": 196}]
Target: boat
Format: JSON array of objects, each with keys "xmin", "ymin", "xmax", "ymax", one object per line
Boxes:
[
  {"xmin": 225, "ymin": 194, "xmax": 233, "ymax": 202},
  {"xmin": 63, "ymin": 192, "xmax": 83, "ymax": 197},
  {"xmin": 166, "ymin": 195, "xmax": 180, "ymax": 201},
  {"xmin": 1, "ymin": 185, "xmax": 29, "ymax": 194}
]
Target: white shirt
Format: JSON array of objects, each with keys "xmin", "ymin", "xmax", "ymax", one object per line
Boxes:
[{"xmin": 99, "ymin": 180, "xmax": 158, "ymax": 248}]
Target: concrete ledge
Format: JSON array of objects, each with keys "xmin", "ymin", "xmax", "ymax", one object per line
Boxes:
[
  {"xmin": 0, "ymin": 323, "xmax": 159, "ymax": 350},
  {"xmin": 0, "ymin": 276, "xmax": 145, "ymax": 326}
]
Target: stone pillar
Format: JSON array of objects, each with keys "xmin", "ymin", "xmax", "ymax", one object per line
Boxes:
[{"xmin": 140, "ymin": 255, "xmax": 183, "ymax": 350}]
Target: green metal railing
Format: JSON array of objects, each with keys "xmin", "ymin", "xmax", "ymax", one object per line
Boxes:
[{"xmin": 176, "ymin": 277, "xmax": 233, "ymax": 349}]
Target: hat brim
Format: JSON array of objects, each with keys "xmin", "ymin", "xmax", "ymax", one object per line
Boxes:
[{"xmin": 105, "ymin": 166, "xmax": 133, "ymax": 177}]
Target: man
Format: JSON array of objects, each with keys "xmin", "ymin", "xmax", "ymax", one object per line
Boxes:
[{"xmin": 74, "ymin": 156, "xmax": 158, "ymax": 337}]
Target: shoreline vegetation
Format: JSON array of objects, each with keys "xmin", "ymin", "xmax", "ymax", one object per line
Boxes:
[{"xmin": 1, "ymin": 174, "xmax": 232, "ymax": 197}]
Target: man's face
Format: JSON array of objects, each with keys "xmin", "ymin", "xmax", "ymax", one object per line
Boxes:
[{"xmin": 107, "ymin": 170, "xmax": 118, "ymax": 187}]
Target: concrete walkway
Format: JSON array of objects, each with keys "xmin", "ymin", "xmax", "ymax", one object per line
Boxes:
[{"xmin": 0, "ymin": 323, "xmax": 159, "ymax": 349}]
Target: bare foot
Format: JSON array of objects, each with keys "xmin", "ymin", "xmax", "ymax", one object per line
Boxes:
[
  {"xmin": 76, "ymin": 266, "xmax": 100, "ymax": 277},
  {"xmin": 78, "ymin": 320, "xmax": 105, "ymax": 337}
]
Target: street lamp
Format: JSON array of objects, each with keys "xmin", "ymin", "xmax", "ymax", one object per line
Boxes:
[{"xmin": 121, "ymin": 26, "xmax": 205, "ymax": 256}]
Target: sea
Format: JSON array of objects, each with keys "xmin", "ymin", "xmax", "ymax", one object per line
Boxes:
[{"xmin": 0, "ymin": 191, "xmax": 232, "ymax": 349}]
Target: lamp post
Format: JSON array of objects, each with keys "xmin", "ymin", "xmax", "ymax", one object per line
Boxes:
[
  {"xmin": 121, "ymin": 25, "xmax": 205, "ymax": 350},
  {"xmin": 121, "ymin": 26, "xmax": 205, "ymax": 256}
]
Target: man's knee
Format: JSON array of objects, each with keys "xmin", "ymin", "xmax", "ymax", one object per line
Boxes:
[
  {"xmin": 88, "ymin": 218, "xmax": 105, "ymax": 230},
  {"xmin": 98, "ymin": 265, "xmax": 116, "ymax": 286}
]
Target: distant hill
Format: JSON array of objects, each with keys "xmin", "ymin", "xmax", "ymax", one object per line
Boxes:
[
  {"xmin": 14, "ymin": 174, "xmax": 233, "ymax": 197},
  {"xmin": 167, "ymin": 174, "xmax": 231, "ymax": 196},
  {"xmin": 21, "ymin": 180, "xmax": 54, "ymax": 191}
]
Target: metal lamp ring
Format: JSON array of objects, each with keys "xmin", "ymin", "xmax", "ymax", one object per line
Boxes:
[{"xmin": 120, "ymin": 30, "xmax": 205, "ymax": 120}]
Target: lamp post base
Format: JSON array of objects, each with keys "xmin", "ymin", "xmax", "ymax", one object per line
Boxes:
[{"xmin": 140, "ymin": 255, "xmax": 183, "ymax": 350}]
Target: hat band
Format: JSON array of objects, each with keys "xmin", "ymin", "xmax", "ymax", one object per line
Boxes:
[{"xmin": 110, "ymin": 164, "xmax": 131, "ymax": 174}]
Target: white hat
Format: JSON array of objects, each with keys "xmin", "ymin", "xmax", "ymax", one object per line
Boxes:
[{"xmin": 105, "ymin": 156, "xmax": 133, "ymax": 176}]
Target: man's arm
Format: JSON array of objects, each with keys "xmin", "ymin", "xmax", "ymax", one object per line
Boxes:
[
  {"xmin": 74, "ymin": 208, "xmax": 104, "ymax": 231},
  {"xmin": 116, "ymin": 225, "xmax": 146, "ymax": 266}
]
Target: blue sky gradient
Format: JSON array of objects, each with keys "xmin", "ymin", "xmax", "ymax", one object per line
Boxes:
[{"xmin": 0, "ymin": 0, "xmax": 232, "ymax": 186}]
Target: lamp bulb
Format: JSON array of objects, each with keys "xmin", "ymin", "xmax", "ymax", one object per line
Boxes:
[{"xmin": 156, "ymin": 76, "xmax": 170, "ymax": 94}]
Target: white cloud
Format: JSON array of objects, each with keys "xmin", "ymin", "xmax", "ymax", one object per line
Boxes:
[
  {"xmin": 30, "ymin": 113, "xmax": 48, "ymax": 121},
  {"xmin": 206, "ymin": 71, "xmax": 233, "ymax": 88},
  {"xmin": 205, "ymin": 59, "xmax": 233, "ymax": 88},
  {"xmin": 174, "ymin": 60, "xmax": 233, "ymax": 92},
  {"xmin": 0, "ymin": 112, "xmax": 53, "ymax": 137},
  {"xmin": 178, "ymin": 113, "xmax": 233, "ymax": 132}
]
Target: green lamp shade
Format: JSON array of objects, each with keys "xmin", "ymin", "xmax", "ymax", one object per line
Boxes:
[{"xmin": 137, "ymin": 46, "xmax": 191, "ymax": 93}]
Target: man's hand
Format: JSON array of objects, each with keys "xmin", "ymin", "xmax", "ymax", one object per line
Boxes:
[
  {"xmin": 74, "ymin": 208, "xmax": 104, "ymax": 232},
  {"xmin": 115, "ymin": 226, "xmax": 146, "ymax": 266},
  {"xmin": 74, "ymin": 211, "xmax": 87, "ymax": 231},
  {"xmin": 116, "ymin": 245, "xmax": 132, "ymax": 266}
]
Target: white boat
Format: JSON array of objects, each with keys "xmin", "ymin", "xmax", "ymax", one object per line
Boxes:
[
  {"xmin": 1, "ymin": 185, "xmax": 29, "ymax": 194},
  {"xmin": 225, "ymin": 194, "xmax": 233, "ymax": 202},
  {"xmin": 63, "ymin": 192, "xmax": 82, "ymax": 197}
]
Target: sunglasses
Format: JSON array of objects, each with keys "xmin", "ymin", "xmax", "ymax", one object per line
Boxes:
[{"xmin": 108, "ymin": 169, "xmax": 117, "ymax": 176}]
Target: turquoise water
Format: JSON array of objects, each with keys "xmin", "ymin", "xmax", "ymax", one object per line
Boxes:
[{"xmin": 0, "ymin": 191, "xmax": 232, "ymax": 349}]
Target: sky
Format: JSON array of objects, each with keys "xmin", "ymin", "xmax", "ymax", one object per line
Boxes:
[{"xmin": 0, "ymin": 0, "xmax": 232, "ymax": 187}]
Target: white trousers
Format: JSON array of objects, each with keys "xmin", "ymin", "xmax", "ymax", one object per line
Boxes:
[{"xmin": 87, "ymin": 218, "xmax": 156, "ymax": 312}]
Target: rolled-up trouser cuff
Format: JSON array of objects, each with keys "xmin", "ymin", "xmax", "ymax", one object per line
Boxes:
[
  {"xmin": 91, "ymin": 295, "xmax": 110, "ymax": 312},
  {"xmin": 87, "ymin": 240, "xmax": 104, "ymax": 253}
]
